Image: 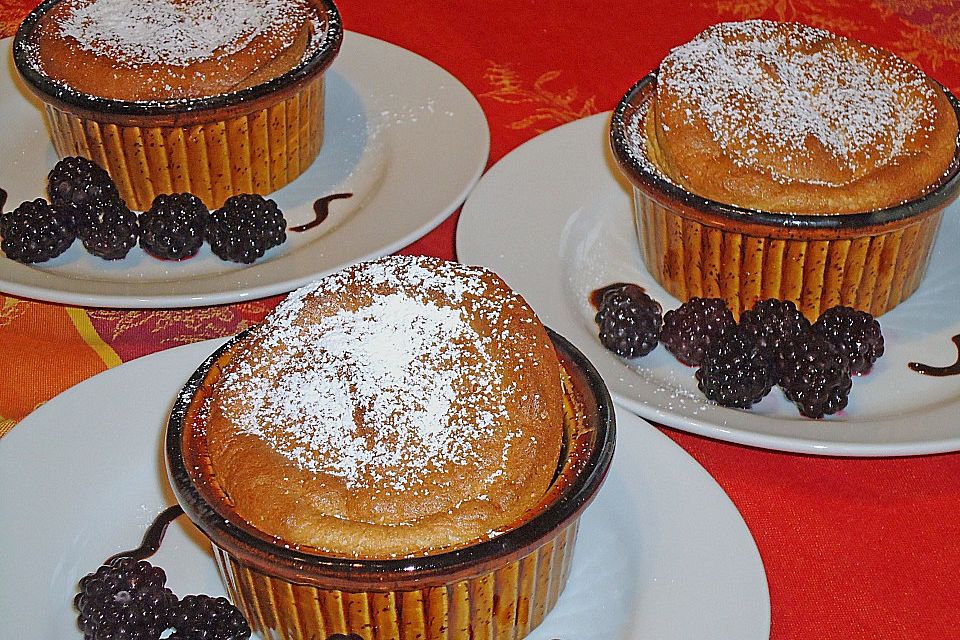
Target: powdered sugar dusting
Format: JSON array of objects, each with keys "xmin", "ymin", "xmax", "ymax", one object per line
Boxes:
[
  {"xmin": 58, "ymin": 0, "xmax": 310, "ymax": 66},
  {"xmin": 218, "ymin": 256, "xmax": 530, "ymax": 492},
  {"xmin": 659, "ymin": 20, "xmax": 936, "ymax": 184},
  {"xmin": 624, "ymin": 98, "xmax": 678, "ymax": 186}
]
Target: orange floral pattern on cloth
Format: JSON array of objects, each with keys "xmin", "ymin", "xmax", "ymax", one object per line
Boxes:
[
  {"xmin": 481, "ymin": 62, "xmax": 598, "ymax": 131},
  {"xmin": 86, "ymin": 299, "xmax": 278, "ymax": 362}
]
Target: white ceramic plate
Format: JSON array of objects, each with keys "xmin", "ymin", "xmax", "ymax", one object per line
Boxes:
[
  {"xmin": 458, "ymin": 112, "xmax": 960, "ymax": 457},
  {"xmin": 0, "ymin": 338, "xmax": 769, "ymax": 640},
  {"xmin": 0, "ymin": 32, "xmax": 489, "ymax": 307}
]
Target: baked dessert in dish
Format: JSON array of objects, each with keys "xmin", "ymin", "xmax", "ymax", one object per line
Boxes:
[
  {"xmin": 611, "ymin": 20, "xmax": 960, "ymax": 320},
  {"xmin": 14, "ymin": 0, "xmax": 343, "ymax": 210},
  {"xmin": 203, "ymin": 255, "xmax": 563, "ymax": 556},
  {"xmin": 167, "ymin": 255, "xmax": 615, "ymax": 640}
]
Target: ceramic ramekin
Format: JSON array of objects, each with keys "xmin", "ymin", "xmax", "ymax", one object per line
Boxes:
[
  {"xmin": 13, "ymin": 0, "xmax": 343, "ymax": 211},
  {"xmin": 166, "ymin": 329, "xmax": 615, "ymax": 640},
  {"xmin": 610, "ymin": 73, "xmax": 960, "ymax": 320}
]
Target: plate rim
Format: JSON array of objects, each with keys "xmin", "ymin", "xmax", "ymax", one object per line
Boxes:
[
  {"xmin": 0, "ymin": 31, "xmax": 490, "ymax": 308},
  {"xmin": 456, "ymin": 111, "xmax": 960, "ymax": 457}
]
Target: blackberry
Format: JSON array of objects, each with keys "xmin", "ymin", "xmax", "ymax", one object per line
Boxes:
[
  {"xmin": 695, "ymin": 328, "xmax": 776, "ymax": 408},
  {"xmin": 140, "ymin": 193, "xmax": 209, "ymax": 260},
  {"xmin": 61, "ymin": 204, "xmax": 92, "ymax": 235},
  {"xmin": 206, "ymin": 194, "xmax": 286, "ymax": 263},
  {"xmin": 169, "ymin": 595, "xmax": 251, "ymax": 640},
  {"xmin": 813, "ymin": 306, "xmax": 884, "ymax": 374},
  {"xmin": 47, "ymin": 156, "xmax": 121, "ymax": 219},
  {"xmin": 595, "ymin": 284, "xmax": 662, "ymax": 358},
  {"xmin": 78, "ymin": 200, "xmax": 139, "ymax": 260},
  {"xmin": 74, "ymin": 556, "xmax": 177, "ymax": 640},
  {"xmin": 776, "ymin": 331, "xmax": 852, "ymax": 419},
  {"xmin": 0, "ymin": 199, "xmax": 75, "ymax": 263},
  {"xmin": 660, "ymin": 297, "xmax": 736, "ymax": 366},
  {"xmin": 739, "ymin": 298, "xmax": 811, "ymax": 355}
]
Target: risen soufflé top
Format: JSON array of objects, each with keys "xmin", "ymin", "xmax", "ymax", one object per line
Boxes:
[
  {"xmin": 28, "ymin": 0, "xmax": 326, "ymax": 101},
  {"xmin": 632, "ymin": 20, "xmax": 959, "ymax": 214},
  {"xmin": 197, "ymin": 256, "xmax": 564, "ymax": 558}
]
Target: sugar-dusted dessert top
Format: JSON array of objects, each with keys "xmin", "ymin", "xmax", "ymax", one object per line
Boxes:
[
  {"xmin": 635, "ymin": 20, "xmax": 959, "ymax": 213},
  {"xmin": 660, "ymin": 20, "xmax": 938, "ymax": 183},
  {"xmin": 201, "ymin": 255, "xmax": 564, "ymax": 555},
  {"xmin": 26, "ymin": 0, "xmax": 332, "ymax": 101},
  {"xmin": 220, "ymin": 257, "xmax": 524, "ymax": 491},
  {"xmin": 56, "ymin": 0, "xmax": 312, "ymax": 67}
]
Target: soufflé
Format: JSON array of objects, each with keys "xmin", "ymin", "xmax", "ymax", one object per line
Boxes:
[
  {"xmin": 611, "ymin": 20, "xmax": 960, "ymax": 319},
  {"xmin": 168, "ymin": 255, "xmax": 616, "ymax": 640},
  {"xmin": 200, "ymin": 255, "xmax": 564, "ymax": 557},
  {"xmin": 14, "ymin": 0, "xmax": 343, "ymax": 209}
]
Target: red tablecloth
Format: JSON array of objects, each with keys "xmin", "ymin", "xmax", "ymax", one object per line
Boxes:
[{"xmin": 2, "ymin": 1, "xmax": 959, "ymax": 638}]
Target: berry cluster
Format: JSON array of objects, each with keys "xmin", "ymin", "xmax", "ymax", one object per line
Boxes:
[
  {"xmin": 0, "ymin": 156, "xmax": 286, "ymax": 264},
  {"xmin": 75, "ymin": 556, "xmax": 250, "ymax": 640},
  {"xmin": 593, "ymin": 286, "xmax": 884, "ymax": 418}
]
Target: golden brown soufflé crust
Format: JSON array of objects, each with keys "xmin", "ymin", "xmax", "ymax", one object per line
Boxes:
[
  {"xmin": 31, "ymin": 0, "xmax": 318, "ymax": 101},
  {"xmin": 200, "ymin": 256, "xmax": 564, "ymax": 558},
  {"xmin": 645, "ymin": 20, "xmax": 959, "ymax": 214}
]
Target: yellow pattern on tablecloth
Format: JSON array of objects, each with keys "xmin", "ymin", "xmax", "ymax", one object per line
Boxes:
[{"xmin": 66, "ymin": 308, "xmax": 121, "ymax": 368}]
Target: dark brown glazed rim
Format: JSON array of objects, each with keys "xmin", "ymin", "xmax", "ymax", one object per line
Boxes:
[
  {"xmin": 12, "ymin": 0, "xmax": 343, "ymax": 118},
  {"xmin": 610, "ymin": 72, "xmax": 960, "ymax": 230},
  {"xmin": 165, "ymin": 327, "xmax": 616, "ymax": 590}
]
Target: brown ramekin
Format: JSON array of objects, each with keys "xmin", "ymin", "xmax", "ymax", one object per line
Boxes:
[
  {"xmin": 166, "ymin": 329, "xmax": 615, "ymax": 640},
  {"xmin": 610, "ymin": 73, "xmax": 960, "ymax": 320},
  {"xmin": 13, "ymin": 0, "xmax": 343, "ymax": 211}
]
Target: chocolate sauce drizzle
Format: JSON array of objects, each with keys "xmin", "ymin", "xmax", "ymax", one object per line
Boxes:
[
  {"xmin": 290, "ymin": 192, "xmax": 353, "ymax": 232},
  {"xmin": 908, "ymin": 334, "xmax": 960, "ymax": 377},
  {"xmin": 106, "ymin": 505, "xmax": 184, "ymax": 563},
  {"xmin": 589, "ymin": 282, "xmax": 641, "ymax": 309}
]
